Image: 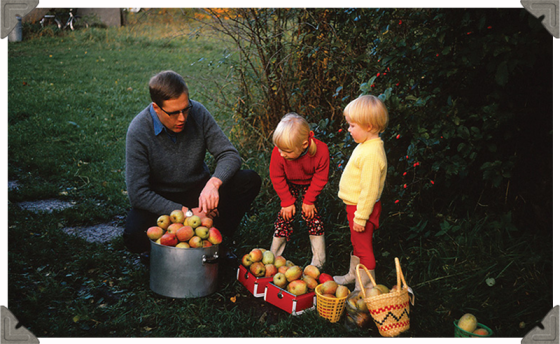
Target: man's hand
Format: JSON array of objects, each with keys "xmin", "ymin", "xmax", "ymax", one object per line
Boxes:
[
  {"xmin": 280, "ymin": 205, "xmax": 296, "ymax": 221},
  {"xmin": 199, "ymin": 177, "xmax": 222, "ymax": 215},
  {"xmin": 302, "ymin": 203, "xmax": 316, "ymax": 220}
]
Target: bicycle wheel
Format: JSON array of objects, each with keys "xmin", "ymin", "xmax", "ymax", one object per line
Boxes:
[{"xmin": 72, "ymin": 16, "xmax": 89, "ymax": 30}]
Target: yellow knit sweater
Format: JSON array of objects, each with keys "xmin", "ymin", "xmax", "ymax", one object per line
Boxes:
[{"xmin": 338, "ymin": 138, "xmax": 387, "ymax": 227}]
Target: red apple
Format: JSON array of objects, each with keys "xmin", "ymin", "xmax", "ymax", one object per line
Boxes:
[
  {"xmin": 147, "ymin": 226, "xmax": 164, "ymax": 240},
  {"xmin": 249, "ymin": 262, "xmax": 265, "ymax": 277},
  {"xmin": 200, "ymin": 217, "xmax": 213, "ymax": 228},
  {"xmin": 208, "ymin": 227, "xmax": 222, "ymax": 245},
  {"xmin": 319, "ymin": 273, "xmax": 334, "ymax": 284},
  {"xmin": 188, "ymin": 236, "xmax": 203, "ymax": 248},
  {"xmin": 278, "ymin": 265, "xmax": 289, "ymax": 274},
  {"xmin": 273, "ymin": 256, "xmax": 287, "ymax": 268},
  {"xmin": 248, "ymin": 248, "xmax": 263, "ymax": 262},
  {"xmin": 287, "ymin": 279, "xmax": 308, "ymax": 296},
  {"xmin": 202, "ymin": 240, "xmax": 212, "ymax": 247},
  {"xmin": 322, "ymin": 280, "xmax": 338, "ymax": 295},
  {"xmin": 167, "ymin": 223, "xmax": 183, "ymax": 235},
  {"xmin": 302, "ymin": 274, "xmax": 318, "ymax": 290},
  {"xmin": 303, "ymin": 265, "xmax": 321, "ymax": 280},
  {"xmin": 176, "ymin": 226, "xmax": 194, "ymax": 242},
  {"xmin": 264, "ymin": 264, "xmax": 278, "ymax": 277},
  {"xmin": 160, "ymin": 232, "xmax": 178, "ymax": 246},
  {"xmin": 241, "ymin": 253, "xmax": 252, "ymax": 267}
]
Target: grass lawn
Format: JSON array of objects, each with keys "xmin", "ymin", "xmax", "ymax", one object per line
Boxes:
[{"xmin": 7, "ymin": 9, "xmax": 553, "ymax": 339}]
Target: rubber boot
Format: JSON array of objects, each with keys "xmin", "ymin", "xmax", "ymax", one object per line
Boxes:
[
  {"xmin": 355, "ymin": 268, "xmax": 376, "ymax": 292},
  {"xmin": 309, "ymin": 235, "xmax": 326, "ymax": 268},
  {"xmin": 333, "ymin": 254, "xmax": 360, "ymax": 285},
  {"xmin": 270, "ymin": 236, "xmax": 287, "ymax": 257}
]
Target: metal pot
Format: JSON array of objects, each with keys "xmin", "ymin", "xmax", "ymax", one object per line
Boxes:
[{"xmin": 149, "ymin": 240, "xmax": 219, "ymax": 298}]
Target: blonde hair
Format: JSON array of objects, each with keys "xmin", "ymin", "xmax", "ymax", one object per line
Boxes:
[
  {"xmin": 272, "ymin": 113, "xmax": 317, "ymax": 157},
  {"xmin": 343, "ymin": 95, "xmax": 388, "ymax": 133}
]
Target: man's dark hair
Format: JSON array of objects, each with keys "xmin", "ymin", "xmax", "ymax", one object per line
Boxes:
[{"xmin": 149, "ymin": 70, "xmax": 189, "ymax": 107}]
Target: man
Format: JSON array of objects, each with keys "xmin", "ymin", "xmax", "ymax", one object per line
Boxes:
[{"xmin": 123, "ymin": 70, "xmax": 261, "ymax": 258}]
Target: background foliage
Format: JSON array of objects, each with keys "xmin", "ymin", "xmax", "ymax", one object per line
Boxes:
[{"xmin": 7, "ymin": 8, "xmax": 552, "ymax": 338}]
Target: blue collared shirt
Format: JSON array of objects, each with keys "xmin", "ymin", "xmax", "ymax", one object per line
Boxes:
[{"xmin": 150, "ymin": 104, "xmax": 177, "ymax": 143}]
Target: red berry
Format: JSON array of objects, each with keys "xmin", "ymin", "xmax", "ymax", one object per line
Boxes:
[
  {"xmin": 376, "ymin": 72, "xmax": 380, "ymax": 77},
  {"xmin": 396, "ymin": 134, "xmax": 401, "ymax": 139},
  {"xmin": 399, "ymin": 20, "xmax": 402, "ymax": 25},
  {"xmin": 403, "ymin": 184, "xmax": 407, "ymax": 189},
  {"xmin": 338, "ymin": 129, "xmax": 343, "ymax": 133},
  {"xmin": 431, "ymin": 180, "xmax": 435, "ymax": 185},
  {"xmin": 395, "ymin": 200, "xmax": 399, "ymax": 204},
  {"xmin": 403, "ymin": 172, "xmax": 407, "ymax": 176}
]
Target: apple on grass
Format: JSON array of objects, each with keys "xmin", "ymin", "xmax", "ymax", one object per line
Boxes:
[
  {"xmin": 176, "ymin": 226, "xmax": 194, "ymax": 242},
  {"xmin": 147, "ymin": 226, "xmax": 164, "ymax": 240},
  {"xmin": 273, "ymin": 272, "xmax": 287, "ymax": 289},
  {"xmin": 170, "ymin": 209, "xmax": 185, "ymax": 224},
  {"xmin": 157, "ymin": 215, "xmax": 171, "ymax": 230},
  {"xmin": 208, "ymin": 227, "xmax": 222, "ymax": 245},
  {"xmin": 195, "ymin": 226, "xmax": 209, "ymax": 240},
  {"xmin": 241, "ymin": 254, "xmax": 252, "ymax": 267},
  {"xmin": 249, "ymin": 262, "xmax": 265, "ymax": 277},
  {"xmin": 160, "ymin": 232, "xmax": 178, "ymax": 246}
]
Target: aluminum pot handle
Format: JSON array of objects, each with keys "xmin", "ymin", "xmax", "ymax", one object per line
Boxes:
[{"xmin": 202, "ymin": 252, "xmax": 220, "ymax": 264}]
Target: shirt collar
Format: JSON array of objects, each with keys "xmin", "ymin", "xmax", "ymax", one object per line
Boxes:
[{"xmin": 150, "ymin": 104, "xmax": 177, "ymax": 142}]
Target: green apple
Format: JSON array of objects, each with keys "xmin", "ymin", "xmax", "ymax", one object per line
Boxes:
[
  {"xmin": 157, "ymin": 215, "xmax": 171, "ymax": 230},
  {"xmin": 262, "ymin": 250, "xmax": 275, "ymax": 265},
  {"xmin": 195, "ymin": 226, "xmax": 209, "ymax": 239},
  {"xmin": 186, "ymin": 215, "xmax": 201, "ymax": 228},
  {"xmin": 170, "ymin": 209, "xmax": 185, "ymax": 224},
  {"xmin": 273, "ymin": 272, "xmax": 288, "ymax": 289}
]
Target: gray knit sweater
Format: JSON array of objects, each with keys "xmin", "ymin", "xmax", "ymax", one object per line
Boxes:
[{"xmin": 125, "ymin": 100, "xmax": 241, "ymax": 215}]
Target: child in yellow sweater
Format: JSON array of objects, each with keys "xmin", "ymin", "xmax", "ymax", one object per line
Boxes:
[{"xmin": 334, "ymin": 95, "xmax": 388, "ymax": 291}]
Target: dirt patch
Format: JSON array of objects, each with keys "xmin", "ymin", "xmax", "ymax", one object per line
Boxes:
[
  {"xmin": 18, "ymin": 199, "xmax": 76, "ymax": 213},
  {"xmin": 62, "ymin": 223, "xmax": 124, "ymax": 244}
]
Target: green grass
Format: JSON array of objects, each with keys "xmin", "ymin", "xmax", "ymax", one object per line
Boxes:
[{"xmin": 8, "ymin": 10, "xmax": 552, "ymax": 338}]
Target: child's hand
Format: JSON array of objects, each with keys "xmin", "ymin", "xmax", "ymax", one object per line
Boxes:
[
  {"xmin": 353, "ymin": 223, "xmax": 365, "ymax": 232},
  {"xmin": 280, "ymin": 205, "xmax": 296, "ymax": 221},
  {"xmin": 302, "ymin": 203, "xmax": 316, "ymax": 219}
]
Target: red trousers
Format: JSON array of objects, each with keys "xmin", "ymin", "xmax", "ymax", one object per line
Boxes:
[{"xmin": 346, "ymin": 201, "xmax": 381, "ymax": 270}]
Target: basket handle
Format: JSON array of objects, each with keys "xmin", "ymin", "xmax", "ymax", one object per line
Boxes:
[
  {"xmin": 395, "ymin": 257, "xmax": 409, "ymax": 290},
  {"xmin": 355, "ymin": 263, "xmax": 377, "ymax": 298}
]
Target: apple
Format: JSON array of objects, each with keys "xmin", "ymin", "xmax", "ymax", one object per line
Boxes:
[
  {"xmin": 322, "ymin": 280, "xmax": 338, "ymax": 295},
  {"xmin": 375, "ymin": 284, "xmax": 390, "ymax": 294},
  {"xmin": 264, "ymin": 264, "xmax": 278, "ymax": 277},
  {"xmin": 157, "ymin": 215, "xmax": 171, "ymax": 229},
  {"xmin": 258, "ymin": 248, "xmax": 266, "ymax": 254},
  {"xmin": 273, "ymin": 256, "xmax": 287, "ymax": 268},
  {"xmin": 155, "ymin": 238, "xmax": 162, "ymax": 245},
  {"xmin": 303, "ymin": 265, "xmax": 321, "ymax": 280},
  {"xmin": 322, "ymin": 293, "xmax": 336, "ymax": 298},
  {"xmin": 175, "ymin": 242, "xmax": 190, "ymax": 248},
  {"xmin": 170, "ymin": 209, "xmax": 185, "ymax": 224},
  {"xmin": 176, "ymin": 226, "xmax": 194, "ymax": 242},
  {"xmin": 262, "ymin": 250, "xmax": 275, "ymax": 265},
  {"xmin": 147, "ymin": 226, "xmax": 164, "ymax": 240},
  {"xmin": 356, "ymin": 299, "xmax": 368, "ymax": 312},
  {"xmin": 167, "ymin": 223, "xmax": 183, "ymax": 235},
  {"xmin": 186, "ymin": 215, "xmax": 201, "ymax": 228},
  {"xmin": 241, "ymin": 254, "xmax": 253, "ymax": 267},
  {"xmin": 160, "ymin": 232, "xmax": 178, "ymax": 246},
  {"xmin": 365, "ymin": 287, "xmax": 382, "ymax": 298},
  {"xmin": 287, "ymin": 280, "xmax": 308, "ymax": 296},
  {"xmin": 202, "ymin": 240, "xmax": 212, "ymax": 247},
  {"xmin": 347, "ymin": 297, "xmax": 358, "ymax": 309},
  {"xmin": 195, "ymin": 226, "xmax": 210, "ymax": 240},
  {"xmin": 278, "ymin": 266, "xmax": 289, "ymax": 274},
  {"xmin": 273, "ymin": 272, "xmax": 288, "ymax": 289},
  {"xmin": 200, "ymin": 217, "xmax": 213, "ymax": 228},
  {"xmin": 249, "ymin": 262, "xmax": 266, "ymax": 277},
  {"xmin": 335, "ymin": 285, "xmax": 350, "ymax": 298},
  {"xmin": 208, "ymin": 227, "xmax": 222, "ymax": 245},
  {"xmin": 302, "ymin": 274, "xmax": 318, "ymax": 290},
  {"xmin": 285, "ymin": 266, "xmax": 303, "ymax": 282},
  {"xmin": 473, "ymin": 328, "xmax": 489, "ymax": 336},
  {"xmin": 248, "ymin": 248, "xmax": 263, "ymax": 262},
  {"xmin": 285, "ymin": 260, "xmax": 295, "ymax": 267},
  {"xmin": 188, "ymin": 236, "xmax": 203, "ymax": 248},
  {"xmin": 319, "ymin": 273, "xmax": 334, "ymax": 284}
]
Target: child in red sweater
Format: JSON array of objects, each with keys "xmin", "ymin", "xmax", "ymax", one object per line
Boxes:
[{"xmin": 269, "ymin": 113, "xmax": 330, "ymax": 268}]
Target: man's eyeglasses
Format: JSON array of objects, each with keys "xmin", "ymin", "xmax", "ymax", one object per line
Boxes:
[{"xmin": 160, "ymin": 100, "xmax": 193, "ymax": 118}]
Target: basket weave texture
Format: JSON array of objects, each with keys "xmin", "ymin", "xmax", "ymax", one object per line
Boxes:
[
  {"xmin": 357, "ymin": 258, "xmax": 412, "ymax": 337},
  {"xmin": 315, "ymin": 284, "xmax": 348, "ymax": 323}
]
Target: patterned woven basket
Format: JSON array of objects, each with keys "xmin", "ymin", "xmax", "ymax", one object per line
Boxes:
[{"xmin": 356, "ymin": 258, "xmax": 413, "ymax": 337}]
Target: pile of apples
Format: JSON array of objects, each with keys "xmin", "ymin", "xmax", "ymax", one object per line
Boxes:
[
  {"xmin": 146, "ymin": 209, "xmax": 222, "ymax": 248},
  {"xmin": 241, "ymin": 248, "xmax": 335, "ymax": 296}
]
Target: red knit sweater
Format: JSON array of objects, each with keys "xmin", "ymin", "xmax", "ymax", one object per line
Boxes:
[{"xmin": 269, "ymin": 138, "xmax": 330, "ymax": 207}]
